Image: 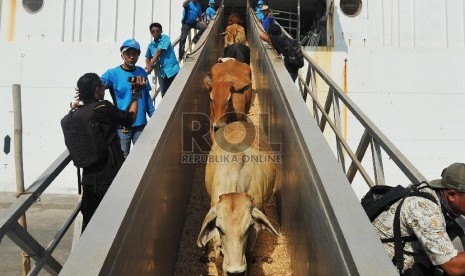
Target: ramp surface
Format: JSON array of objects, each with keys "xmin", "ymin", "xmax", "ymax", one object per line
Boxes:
[{"xmin": 61, "ymin": 4, "xmax": 396, "ymax": 276}]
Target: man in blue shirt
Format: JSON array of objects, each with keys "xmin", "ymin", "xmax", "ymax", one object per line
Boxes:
[
  {"xmin": 101, "ymin": 39, "xmax": 155, "ymax": 158},
  {"xmin": 145, "ymin": 23, "xmax": 180, "ymax": 97},
  {"xmin": 260, "ymin": 5, "xmax": 276, "ymax": 32},
  {"xmin": 255, "ymin": 0, "xmax": 265, "ymax": 21},
  {"xmin": 179, "ymin": 0, "xmax": 206, "ymax": 61},
  {"xmin": 205, "ymin": 0, "xmax": 216, "ymax": 25}
]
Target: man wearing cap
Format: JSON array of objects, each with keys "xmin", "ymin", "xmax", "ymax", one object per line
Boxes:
[
  {"xmin": 101, "ymin": 39, "xmax": 155, "ymax": 158},
  {"xmin": 260, "ymin": 5, "xmax": 276, "ymax": 33},
  {"xmin": 372, "ymin": 162, "xmax": 465, "ymax": 275},
  {"xmin": 205, "ymin": 0, "xmax": 216, "ymax": 25},
  {"xmin": 255, "ymin": 0, "xmax": 265, "ymax": 21}
]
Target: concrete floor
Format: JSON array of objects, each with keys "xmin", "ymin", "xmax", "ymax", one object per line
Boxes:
[{"xmin": 0, "ymin": 192, "xmax": 80, "ymax": 275}]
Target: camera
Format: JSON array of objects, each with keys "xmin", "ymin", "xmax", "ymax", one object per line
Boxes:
[{"xmin": 128, "ymin": 76, "xmax": 148, "ymax": 84}]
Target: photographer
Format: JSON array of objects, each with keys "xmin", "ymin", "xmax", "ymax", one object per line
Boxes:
[
  {"xmin": 372, "ymin": 163, "xmax": 465, "ymax": 275},
  {"xmin": 101, "ymin": 39, "xmax": 155, "ymax": 158},
  {"xmin": 65, "ymin": 72, "xmax": 144, "ymax": 231}
]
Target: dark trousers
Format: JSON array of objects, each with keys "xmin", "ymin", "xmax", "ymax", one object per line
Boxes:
[
  {"xmin": 284, "ymin": 62, "xmax": 299, "ymax": 82},
  {"xmin": 81, "ymin": 184, "xmax": 110, "ymax": 232},
  {"xmin": 179, "ymin": 21, "xmax": 206, "ymax": 59},
  {"xmin": 159, "ymin": 73, "xmax": 178, "ymax": 97}
]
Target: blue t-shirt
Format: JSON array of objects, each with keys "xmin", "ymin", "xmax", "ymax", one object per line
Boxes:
[
  {"xmin": 145, "ymin": 34, "xmax": 180, "ymax": 79},
  {"xmin": 206, "ymin": 7, "xmax": 216, "ymax": 23},
  {"xmin": 101, "ymin": 66, "xmax": 154, "ymax": 127},
  {"xmin": 255, "ymin": 7, "xmax": 265, "ymax": 21},
  {"xmin": 262, "ymin": 14, "xmax": 276, "ymax": 32},
  {"xmin": 181, "ymin": 1, "xmax": 202, "ymax": 24}
]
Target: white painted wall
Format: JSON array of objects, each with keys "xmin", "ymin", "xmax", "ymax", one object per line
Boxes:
[
  {"xmin": 2, "ymin": 0, "xmax": 464, "ymax": 198},
  {"xmin": 309, "ymin": 0, "xmax": 465, "ymax": 198},
  {"xmin": 0, "ymin": 0, "xmax": 183, "ymax": 193}
]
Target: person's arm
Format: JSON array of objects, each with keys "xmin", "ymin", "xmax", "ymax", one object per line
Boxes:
[
  {"xmin": 145, "ymin": 49, "xmax": 163, "ymax": 74},
  {"xmin": 441, "ymin": 253, "xmax": 465, "ymax": 275},
  {"xmin": 403, "ymin": 197, "xmax": 463, "ymax": 274},
  {"xmin": 126, "ymin": 92, "xmax": 139, "ymax": 124},
  {"xmin": 259, "ymin": 32, "xmax": 271, "ymax": 44},
  {"xmin": 125, "ymin": 76, "xmax": 147, "ymax": 123},
  {"xmin": 196, "ymin": 3, "xmax": 203, "ymax": 23}
]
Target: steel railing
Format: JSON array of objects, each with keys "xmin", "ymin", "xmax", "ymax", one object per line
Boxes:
[
  {"xmin": 251, "ymin": 4, "xmax": 425, "ymax": 189},
  {"xmin": 0, "ymin": 150, "xmax": 77, "ymax": 275},
  {"xmin": 0, "ymin": 13, "xmax": 215, "ymax": 274},
  {"xmin": 296, "ymin": 46, "xmax": 425, "ymax": 188}
]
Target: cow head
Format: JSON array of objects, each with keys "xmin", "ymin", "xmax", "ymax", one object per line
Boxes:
[
  {"xmin": 204, "ymin": 74, "xmax": 251, "ymax": 143},
  {"xmin": 227, "ymin": 12, "xmax": 242, "ymax": 25},
  {"xmin": 197, "ymin": 193, "xmax": 279, "ymax": 275},
  {"xmin": 221, "ymin": 24, "xmax": 246, "ymax": 46}
]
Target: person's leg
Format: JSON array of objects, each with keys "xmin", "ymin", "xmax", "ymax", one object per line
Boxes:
[
  {"xmin": 117, "ymin": 128, "xmax": 131, "ymax": 158},
  {"xmin": 192, "ymin": 21, "xmax": 207, "ymax": 43},
  {"xmin": 131, "ymin": 125, "xmax": 146, "ymax": 144},
  {"xmin": 81, "ymin": 184, "xmax": 110, "ymax": 233},
  {"xmin": 158, "ymin": 75, "xmax": 168, "ymax": 97},
  {"xmin": 160, "ymin": 74, "xmax": 177, "ymax": 97},
  {"xmin": 81, "ymin": 185, "xmax": 102, "ymax": 232},
  {"xmin": 284, "ymin": 62, "xmax": 299, "ymax": 82},
  {"xmin": 179, "ymin": 24, "xmax": 191, "ymax": 60}
]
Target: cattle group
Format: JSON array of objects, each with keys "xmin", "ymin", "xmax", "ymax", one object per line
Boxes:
[{"xmin": 197, "ymin": 12, "xmax": 279, "ymax": 276}]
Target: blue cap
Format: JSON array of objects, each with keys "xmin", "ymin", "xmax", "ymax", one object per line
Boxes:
[
  {"xmin": 209, "ymin": 0, "xmax": 215, "ymax": 4},
  {"xmin": 120, "ymin": 39, "xmax": 141, "ymax": 54},
  {"xmin": 257, "ymin": 0, "xmax": 264, "ymax": 5}
]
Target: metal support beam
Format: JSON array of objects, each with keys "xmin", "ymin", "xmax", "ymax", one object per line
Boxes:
[{"xmin": 7, "ymin": 222, "xmax": 62, "ymax": 275}]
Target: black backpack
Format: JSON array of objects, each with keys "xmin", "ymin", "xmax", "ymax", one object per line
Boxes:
[
  {"xmin": 284, "ymin": 37, "xmax": 304, "ymax": 68},
  {"xmin": 361, "ymin": 183, "xmax": 439, "ymax": 274},
  {"xmin": 61, "ymin": 102, "xmax": 108, "ymax": 168}
]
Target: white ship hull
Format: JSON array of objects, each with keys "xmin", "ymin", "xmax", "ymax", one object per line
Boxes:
[{"xmin": 1, "ymin": 0, "xmax": 464, "ymax": 195}]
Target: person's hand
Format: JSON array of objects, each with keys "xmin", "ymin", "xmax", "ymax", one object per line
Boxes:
[
  {"xmin": 70, "ymin": 100, "xmax": 83, "ymax": 109},
  {"xmin": 130, "ymin": 76, "xmax": 147, "ymax": 91},
  {"xmin": 145, "ymin": 66, "xmax": 153, "ymax": 74}
]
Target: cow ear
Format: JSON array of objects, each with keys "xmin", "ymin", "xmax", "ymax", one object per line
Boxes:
[
  {"xmin": 203, "ymin": 75, "xmax": 212, "ymax": 90},
  {"xmin": 251, "ymin": 207, "xmax": 279, "ymax": 236},
  {"xmin": 197, "ymin": 206, "xmax": 219, "ymax": 247}
]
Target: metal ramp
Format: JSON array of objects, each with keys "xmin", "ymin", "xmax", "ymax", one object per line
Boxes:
[{"xmin": 1, "ymin": 2, "xmax": 413, "ymax": 275}]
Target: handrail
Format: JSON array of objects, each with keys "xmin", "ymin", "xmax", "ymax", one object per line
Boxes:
[
  {"xmin": 254, "ymin": 4, "xmax": 425, "ymax": 189},
  {"xmin": 0, "ymin": 9, "xmax": 219, "ymax": 274},
  {"xmin": 295, "ymin": 46, "xmax": 426, "ymax": 188},
  {"xmin": 149, "ymin": 9, "xmax": 216, "ymax": 104},
  {"xmin": 0, "ymin": 150, "xmax": 75, "ymax": 275}
]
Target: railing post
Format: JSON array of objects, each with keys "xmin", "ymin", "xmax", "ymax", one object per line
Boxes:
[{"xmin": 12, "ymin": 84, "xmax": 31, "ymax": 275}]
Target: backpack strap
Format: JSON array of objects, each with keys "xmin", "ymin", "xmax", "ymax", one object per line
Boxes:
[
  {"xmin": 392, "ymin": 197, "xmax": 407, "ymax": 273},
  {"xmin": 76, "ymin": 167, "xmax": 82, "ymax": 195},
  {"xmin": 108, "ymin": 87, "xmax": 117, "ymax": 108},
  {"xmin": 391, "ymin": 189, "xmax": 438, "ymax": 274}
]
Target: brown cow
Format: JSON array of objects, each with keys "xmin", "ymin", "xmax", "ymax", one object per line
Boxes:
[
  {"xmin": 223, "ymin": 23, "xmax": 247, "ymax": 46},
  {"xmin": 227, "ymin": 12, "xmax": 243, "ymax": 26},
  {"xmin": 197, "ymin": 121, "xmax": 278, "ymax": 275},
  {"xmin": 204, "ymin": 59, "xmax": 253, "ymax": 143}
]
